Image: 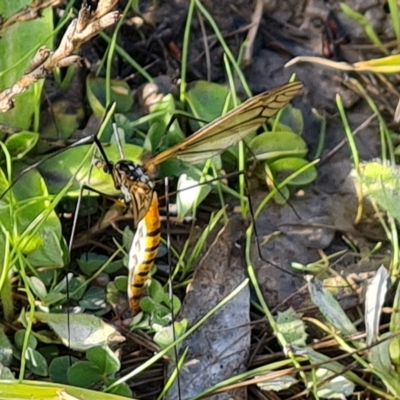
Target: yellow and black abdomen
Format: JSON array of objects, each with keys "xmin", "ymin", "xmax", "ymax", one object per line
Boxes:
[{"xmin": 128, "ymin": 191, "xmax": 161, "ymax": 314}]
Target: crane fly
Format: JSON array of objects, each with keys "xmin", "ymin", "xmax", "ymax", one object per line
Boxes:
[{"xmin": 94, "ymin": 81, "xmax": 303, "ymax": 314}]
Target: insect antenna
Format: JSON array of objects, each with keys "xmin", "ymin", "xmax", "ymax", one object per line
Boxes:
[
  {"xmin": 112, "ymin": 122, "xmax": 126, "ymax": 160},
  {"xmin": 0, "ymin": 135, "xmax": 94, "ymax": 201},
  {"xmin": 68, "ymin": 103, "xmax": 118, "ymax": 246},
  {"xmin": 0, "ymin": 101, "xmax": 120, "ymax": 204}
]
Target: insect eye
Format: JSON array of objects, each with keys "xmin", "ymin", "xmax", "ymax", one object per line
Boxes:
[
  {"xmin": 94, "ymin": 159, "xmax": 106, "ymax": 171},
  {"xmin": 94, "ymin": 159, "xmax": 114, "ymax": 175}
]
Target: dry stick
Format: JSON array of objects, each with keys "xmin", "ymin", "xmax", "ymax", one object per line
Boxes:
[
  {"xmin": 243, "ymin": 0, "xmax": 263, "ymax": 66},
  {"xmin": 0, "ymin": 0, "xmax": 64, "ymax": 30},
  {"xmin": 210, "ymin": 334, "xmax": 395, "ymax": 399},
  {"xmin": 0, "ymin": 0, "xmax": 119, "ymax": 112},
  {"xmin": 354, "ymin": 73, "xmax": 397, "ymax": 116}
]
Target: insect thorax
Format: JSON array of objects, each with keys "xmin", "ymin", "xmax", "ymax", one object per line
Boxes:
[
  {"xmin": 113, "ymin": 160, "xmax": 153, "ymax": 200},
  {"xmin": 109, "ymin": 160, "xmax": 154, "ymax": 224}
]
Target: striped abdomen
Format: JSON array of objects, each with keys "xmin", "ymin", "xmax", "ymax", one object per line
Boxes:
[{"xmin": 128, "ymin": 192, "xmax": 161, "ymax": 314}]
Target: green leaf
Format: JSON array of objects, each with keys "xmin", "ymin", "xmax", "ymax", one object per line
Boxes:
[
  {"xmin": 130, "ymin": 312, "xmax": 149, "ymax": 330},
  {"xmin": 144, "ymin": 94, "xmax": 185, "ymax": 154},
  {"xmin": 153, "ymin": 320, "xmax": 188, "ymax": 359},
  {"xmin": 38, "ymin": 143, "xmax": 143, "ymax": 197},
  {"xmin": 40, "ymin": 76, "xmax": 85, "ymax": 141},
  {"xmin": 77, "ymin": 253, "xmax": 107, "ymax": 275},
  {"xmin": 67, "ymin": 361, "xmax": 103, "ymax": 388},
  {"xmin": 163, "ymin": 294, "xmax": 181, "ymax": 315},
  {"xmin": 113, "ymin": 276, "xmax": 127, "ymax": 292},
  {"xmin": 14, "ymin": 329, "xmax": 37, "ymax": 350},
  {"xmin": 186, "ymin": 81, "xmax": 237, "ymax": 131},
  {"xmin": 271, "ymin": 184, "xmax": 290, "ymax": 205},
  {"xmin": 0, "ymin": 166, "xmax": 10, "ymax": 195},
  {"xmin": 26, "ymin": 228, "xmax": 64, "ymax": 267},
  {"xmin": 268, "ymin": 157, "xmax": 317, "ymax": 186},
  {"xmin": 86, "ymin": 77, "xmax": 133, "ymax": 116},
  {"xmin": 139, "ymin": 296, "xmax": 172, "ymax": 318},
  {"xmin": 38, "ymin": 269, "xmax": 56, "ymax": 286},
  {"xmin": 1, "ymin": 165, "xmax": 62, "ymax": 240},
  {"xmin": 29, "ymin": 276, "xmax": 48, "ymax": 301},
  {"xmin": 25, "ymin": 348, "xmax": 49, "ymax": 376},
  {"xmin": 0, "ymin": 380, "xmax": 136, "ymax": 399},
  {"xmin": 42, "ymin": 292, "xmax": 65, "ymax": 306},
  {"xmin": 38, "ymin": 345, "xmax": 59, "ymax": 365},
  {"xmin": 0, "ymin": 365, "xmax": 14, "ymax": 379},
  {"xmin": 361, "ymin": 162, "xmax": 400, "ymax": 222},
  {"xmin": 176, "ymin": 174, "xmax": 211, "ymax": 220},
  {"xmin": 0, "ymin": 1, "xmax": 53, "ymax": 129},
  {"xmin": 34, "ymin": 311, "xmax": 125, "ymax": 352},
  {"xmin": 148, "ymin": 279, "xmax": 165, "ymax": 303},
  {"xmin": 5, "ymin": 132, "xmax": 39, "ymax": 160},
  {"xmin": 49, "ymin": 355, "xmax": 78, "ymax": 384},
  {"xmin": 249, "ymin": 131, "xmax": 308, "ymax": 162},
  {"xmin": 276, "ymin": 104, "xmax": 304, "ymax": 135},
  {"xmin": 106, "ymin": 281, "xmax": 119, "ymax": 307},
  {"xmin": 308, "ymin": 278, "xmax": 358, "ymax": 336},
  {"xmin": 106, "ymin": 379, "xmax": 132, "ymax": 397},
  {"xmin": 370, "ymin": 334, "xmax": 400, "ymax": 395},
  {"xmin": 9, "ymin": 165, "xmax": 46, "ymax": 204},
  {"xmin": 122, "ymin": 225, "xmax": 134, "ymax": 252},
  {"xmin": 79, "ymin": 287, "xmax": 107, "ymax": 311},
  {"xmin": 52, "ymin": 274, "xmax": 86, "ymax": 302},
  {"xmin": 276, "ymin": 308, "xmax": 307, "ymax": 347},
  {"xmin": 157, "ymin": 158, "xmax": 213, "ymax": 181},
  {"xmin": 257, "ymin": 373, "xmax": 298, "ymax": 392},
  {"xmin": 87, "ymin": 346, "xmax": 120, "ymax": 375},
  {"xmin": 32, "ymin": 329, "xmax": 62, "ymax": 346},
  {"xmin": 0, "ymin": 326, "xmax": 13, "ymax": 366},
  {"xmin": 77, "ymin": 253, "xmax": 123, "ymax": 275},
  {"xmin": 307, "ymin": 368, "xmax": 355, "ymax": 398},
  {"xmin": 0, "ymin": 162, "xmax": 63, "ymax": 268}
]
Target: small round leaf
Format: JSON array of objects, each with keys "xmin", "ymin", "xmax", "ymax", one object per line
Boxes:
[
  {"xmin": 25, "ymin": 348, "xmax": 48, "ymax": 376},
  {"xmin": 269, "ymin": 157, "xmax": 317, "ymax": 186},
  {"xmin": 49, "ymin": 355, "xmax": 78, "ymax": 384},
  {"xmin": 14, "ymin": 330, "xmax": 37, "ymax": 350},
  {"xmin": 5, "ymin": 132, "xmax": 39, "ymax": 159},
  {"xmin": 249, "ymin": 131, "xmax": 307, "ymax": 162},
  {"xmin": 67, "ymin": 361, "xmax": 102, "ymax": 388},
  {"xmin": 87, "ymin": 345, "xmax": 120, "ymax": 375}
]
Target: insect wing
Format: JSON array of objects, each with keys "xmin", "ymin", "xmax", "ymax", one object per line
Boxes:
[{"xmin": 144, "ymin": 81, "xmax": 303, "ymax": 167}]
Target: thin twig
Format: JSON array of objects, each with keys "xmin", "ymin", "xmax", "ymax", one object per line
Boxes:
[
  {"xmin": 0, "ymin": 0, "xmax": 120, "ymax": 113},
  {"xmin": 0, "ymin": 0, "xmax": 63, "ymax": 30},
  {"xmin": 243, "ymin": 0, "xmax": 263, "ymax": 66}
]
